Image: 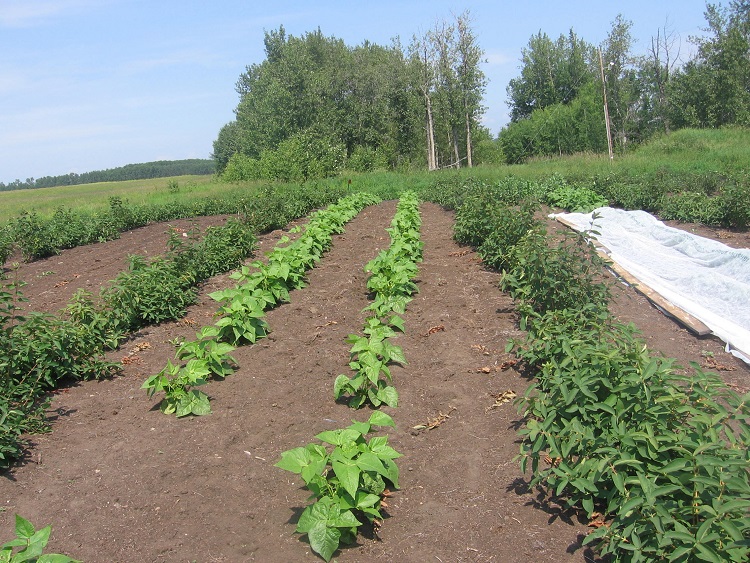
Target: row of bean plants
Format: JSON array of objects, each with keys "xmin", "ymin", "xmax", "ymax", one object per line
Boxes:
[
  {"xmin": 142, "ymin": 192, "xmax": 380, "ymax": 417},
  {"xmin": 334, "ymin": 191, "xmax": 423, "ymax": 408},
  {"xmin": 275, "ymin": 192, "xmax": 423, "ymax": 561},
  {"xmin": 436, "ymin": 177, "xmax": 750, "ymax": 562}
]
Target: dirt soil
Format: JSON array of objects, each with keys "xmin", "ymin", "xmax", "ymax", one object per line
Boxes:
[{"xmin": 1, "ymin": 203, "xmax": 748, "ymax": 562}]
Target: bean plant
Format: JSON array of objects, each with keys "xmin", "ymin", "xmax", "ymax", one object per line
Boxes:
[
  {"xmin": 334, "ymin": 192, "xmax": 422, "ymax": 409},
  {"xmin": 276, "ymin": 411, "xmax": 401, "ymax": 562}
]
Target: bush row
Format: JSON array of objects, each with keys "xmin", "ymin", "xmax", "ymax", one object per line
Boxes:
[
  {"xmin": 436, "ymin": 177, "xmax": 750, "ymax": 562},
  {"xmin": 0, "ymin": 217, "xmax": 260, "ymax": 467},
  {"xmin": 418, "ymin": 171, "xmax": 750, "ymax": 229},
  {"xmin": 2, "ymin": 182, "xmax": 350, "ymax": 263}
]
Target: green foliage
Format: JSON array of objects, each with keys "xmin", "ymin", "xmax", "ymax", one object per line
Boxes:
[
  {"xmin": 476, "ymin": 199, "xmax": 538, "ymax": 271},
  {"xmin": 500, "ymin": 82, "xmax": 606, "ymax": 164},
  {"xmin": 2, "ymin": 159, "xmax": 214, "ymax": 192},
  {"xmin": 0, "ymin": 514, "xmax": 79, "ymax": 563},
  {"xmin": 335, "ymin": 192, "xmax": 421, "ymax": 408},
  {"xmin": 659, "ymin": 192, "xmax": 725, "ymax": 225},
  {"xmin": 501, "ymin": 224, "xmax": 611, "ymax": 317},
  {"xmin": 141, "ymin": 359, "xmax": 212, "ymax": 417},
  {"xmin": 0, "ymin": 273, "xmax": 117, "ymax": 469},
  {"xmin": 145, "ymin": 192, "xmax": 381, "ymax": 416},
  {"xmin": 452, "ymin": 177, "xmax": 543, "ymax": 247},
  {"xmin": 334, "ymin": 318, "xmax": 405, "ymax": 408},
  {"xmin": 544, "ymin": 182, "xmax": 608, "ymax": 213},
  {"xmin": 222, "ymin": 130, "xmax": 346, "ymax": 182},
  {"xmin": 276, "ymin": 411, "xmax": 401, "ymax": 561},
  {"xmin": 450, "ymin": 179, "xmax": 750, "ymax": 561},
  {"xmin": 176, "ymin": 326, "xmax": 237, "ymax": 379},
  {"xmin": 668, "ymin": 4, "xmax": 750, "ymax": 129},
  {"xmin": 102, "ymin": 255, "xmax": 197, "ymax": 331},
  {"xmin": 0, "ymin": 226, "xmax": 14, "ymax": 266}
]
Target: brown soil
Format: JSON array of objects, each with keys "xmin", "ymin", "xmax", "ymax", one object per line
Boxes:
[{"xmin": 1, "ymin": 203, "xmax": 748, "ymax": 562}]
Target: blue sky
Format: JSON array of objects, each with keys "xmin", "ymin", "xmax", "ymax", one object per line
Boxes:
[{"xmin": 0, "ymin": 0, "xmax": 710, "ymax": 183}]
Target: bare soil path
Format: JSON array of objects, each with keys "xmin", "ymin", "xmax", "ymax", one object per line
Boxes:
[{"xmin": 1, "ymin": 201, "xmax": 747, "ymax": 562}]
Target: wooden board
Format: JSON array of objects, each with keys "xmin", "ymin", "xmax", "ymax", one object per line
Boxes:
[{"xmin": 598, "ymin": 250, "xmax": 712, "ymax": 336}]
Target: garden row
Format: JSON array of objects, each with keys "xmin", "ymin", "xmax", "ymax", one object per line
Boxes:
[
  {"xmin": 275, "ymin": 191, "xmax": 423, "ymax": 561},
  {"xmin": 0, "ymin": 182, "xmax": 351, "ymax": 263},
  {"xmin": 142, "ymin": 192, "xmax": 381, "ymax": 416},
  {"xmin": 0, "ymin": 192, "xmax": 388, "ymax": 561},
  {"xmin": 0, "ymin": 186, "xmax": 370, "ymax": 470},
  {"xmin": 422, "ymin": 177, "xmax": 750, "ymax": 562}
]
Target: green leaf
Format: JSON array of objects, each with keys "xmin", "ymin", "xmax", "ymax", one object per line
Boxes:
[
  {"xmin": 15, "ymin": 515, "xmax": 36, "ymax": 539},
  {"xmin": 331, "ymin": 460, "xmax": 360, "ymax": 499},
  {"xmin": 38, "ymin": 555, "xmax": 80, "ymax": 563},
  {"xmin": 330, "ymin": 509, "xmax": 361, "ymax": 529},
  {"xmin": 695, "ymin": 543, "xmax": 723, "ymax": 563},
  {"xmin": 307, "ymin": 519, "xmax": 341, "ymax": 561},
  {"xmin": 367, "ymin": 411, "xmax": 395, "ymax": 428},
  {"xmin": 333, "ymin": 374, "xmax": 351, "ymax": 398},
  {"xmin": 389, "ymin": 315, "xmax": 405, "ymax": 332},
  {"xmin": 377, "ymin": 385, "xmax": 399, "ymax": 408},
  {"xmin": 276, "ymin": 447, "xmax": 312, "ymax": 474},
  {"xmin": 387, "ymin": 345, "xmax": 407, "ymax": 365},
  {"xmin": 354, "ymin": 491, "xmax": 381, "ymax": 510}
]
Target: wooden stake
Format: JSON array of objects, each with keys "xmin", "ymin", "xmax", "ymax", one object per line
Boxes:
[{"xmin": 599, "ymin": 49, "xmax": 614, "ymax": 163}]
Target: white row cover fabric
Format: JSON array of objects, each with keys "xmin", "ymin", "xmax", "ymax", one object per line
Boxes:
[{"xmin": 552, "ymin": 207, "xmax": 750, "ymax": 363}]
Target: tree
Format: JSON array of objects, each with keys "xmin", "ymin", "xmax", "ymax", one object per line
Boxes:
[
  {"xmin": 212, "ymin": 121, "xmax": 243, "ymax": 173},
  {"xmin": 669, "ymin": 1, "xmax": 750, "ymax": 128},
  {"xmin": 409, "ymin": 30, "xmax": 439, "ymax": 170},
  {"xmin": 636, "ymin": 21, "xmax": 682, "ymax": 135},
  {"xmin": 600, "ymin": 15, "xmax": 641, "ymax": 148},
  {"xmin": 455, "ymin": 10, "xmax": 487, "ymax": 167},
  {"xmin": 507, "ymin": 30, "xmax": 595, "ymax": 122},
  {"xmin": 409, "ymin": 12, "xmax": 486, "ymax": 170}
]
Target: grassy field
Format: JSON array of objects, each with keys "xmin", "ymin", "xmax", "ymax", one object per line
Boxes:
[
  {"xmin": 2, "ymin": 127, "xmax": 748, "ymax": 225},
  {"xmin": 0, "ymin": 175, "xmax": 216, "ymax": 223}
]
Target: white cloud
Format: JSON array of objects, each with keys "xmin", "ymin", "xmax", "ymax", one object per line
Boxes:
[
  {"xmin": 0, "ymin": 0, "xmax": 106, "ymax": 28},
  {"xmin": 484, "ymin": 50, "xmax": 515, "ymax": 66}
]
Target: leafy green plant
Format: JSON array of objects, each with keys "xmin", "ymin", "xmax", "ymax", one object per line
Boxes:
[
  {"xmin": 176, "ymin": 326, "xmax": 237, "ymax": 378},
  {"xmin": 334, "ymin": 317, "xmax": 405, "ymax": 408},
  {"xmin": 0, "ymin": 227, "xmax": 13, "ymax": 267},
  {"xmin": 211, "ymin": 293, "xmax": 270, "ymax": 346},
  {"xmin": 0, "ymin": 514, "xmax": 79, "ymax": 563},
  {"xmin": 545, "ymin": 184, "xmax": 608, "ymax": 213},
  {"xmin": 276, "ymin": 411, "xmax": 401, "ymax": 562},
  {"xmin": 141, "ymin": 359, "xmax": 211, "ymax": 417}
]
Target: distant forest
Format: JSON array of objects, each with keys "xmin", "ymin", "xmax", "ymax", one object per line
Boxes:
[
  {"xmin": 0, "ymin": 159, "xmax": 215, "ymax": 192},
  {"xmin": 215, "ymin": 2, "xmax": 750, "ymax": 177}
]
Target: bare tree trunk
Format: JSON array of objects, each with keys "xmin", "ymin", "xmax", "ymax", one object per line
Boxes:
[
  {"xmin": 425, "ymin": 94, "xmax": 437, "ymax": 170},
  {"xmin": 464, "ymin": 107, "xmax": 473, "ymax": 167},
  {"xmin": 451, "ymin": 127, "xmax": 461, "ymax": 168}
]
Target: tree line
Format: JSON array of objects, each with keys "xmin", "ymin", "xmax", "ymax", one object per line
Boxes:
[
  {"xmin": 217, "ymin": 1, "xmax": 750, "ymax": 175},
  {"xmin": 499, "ymin": 1, "xmax": 750, "ymax": 163},
  {"xmin": 0, "ymin": 159, "xmax": 215, "ymax": 192},
  {"xmin": 212, "ymin": 10, "xmax": 495, "ymax": 181}
]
